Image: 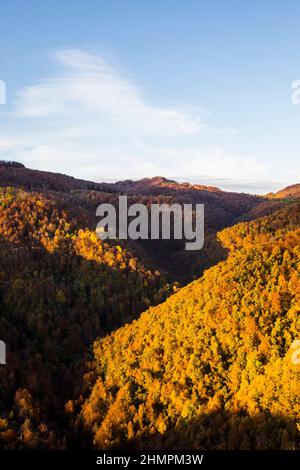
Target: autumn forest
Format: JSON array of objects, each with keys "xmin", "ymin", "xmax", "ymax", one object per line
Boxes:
[{"xmin": 0, "ymin": 161, "xmax": 299, "ymax": 451}]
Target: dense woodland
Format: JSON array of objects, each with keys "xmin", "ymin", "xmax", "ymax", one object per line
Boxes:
[
  {"xmin": 0, "ymin": 162, "xmax": 299, "ymax": 449},
  {"xmin": 0, "ymin": 186, "xmax": 171, "ymax": 448},
  {"xmin": 78, "ymin": 204, "xmax": 300, "ymax": 450},
  {"xmin": 272, "ymin": 183, "xmax": 300, "ymax": 199},
  {"xmin": 0, "ymin": 162, "xmax": 289, "ymax": 282}
]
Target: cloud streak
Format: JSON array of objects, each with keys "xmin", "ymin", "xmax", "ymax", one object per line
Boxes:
[
  {"xmin": 14, "ymin": 48, "xmax": 204, "ymax": 135},
  {"xmin": 0, "ymin": 47, "xmax": 265, "ymax": 187}
]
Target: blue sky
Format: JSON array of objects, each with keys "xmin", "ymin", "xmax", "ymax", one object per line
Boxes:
[{"xmin": 0, "ymin": 0, "xmax": 300, "ymax": 193}]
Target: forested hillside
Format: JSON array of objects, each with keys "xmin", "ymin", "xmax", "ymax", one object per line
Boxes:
[
  {"xmin": 0, "ymin": 187, "xmax": 171, "ymax": 448},
  {"xmin": 0, "ymin": 162, "xmax": 289, "ymax": 283},
  {"xmin": 0, "ymin": 160, "xmax": 115, "ymax": 193},
  {"xmin": 77, "ymin": 203, "xmax": 300, "ymax": 450},
  {"xmin": 0, "ymin": 163, "xmax": 299, "ymax": 450},
  {"xmin": 273, "ymin": 183, "xmax": 300, "ymax": 200}
]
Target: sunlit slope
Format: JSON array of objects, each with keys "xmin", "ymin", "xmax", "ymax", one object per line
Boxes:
[
  {"xmin": 78, "ymin": 203, "xmax": 300, "ymax": 450},
  {"xmin": 274, "ymin": 183, "xmax": 300, "ymax": 199},
  {"xmin": 0, "ymin": 187, "xmax": 171, "ymax": 448}
]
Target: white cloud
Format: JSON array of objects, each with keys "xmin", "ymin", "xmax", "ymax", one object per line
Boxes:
[
  {"xmin": 14, "ymin": 48, "xmax": 204, "ymax": 135},
  {"xmin": 0, "ymin": 47, "xmax": 265, "ymax": 185}
]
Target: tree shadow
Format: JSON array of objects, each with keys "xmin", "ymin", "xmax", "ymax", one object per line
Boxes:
[
  {"xmin": 0, "ymin": 235, "xmax": 170, "ymax": 447},
  {"xmin": 125, "ymin": 410, "xmax": 300, "ymax": 451}
]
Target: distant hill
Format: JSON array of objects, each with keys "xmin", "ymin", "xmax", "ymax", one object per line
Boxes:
[
  {"xmin": 114, "ymin": 176, "xmax": 222, "ymax": 194},
  {"xmin": 273, "ymin": 183, "xmax": 300, "ymax": 199},
  {"xmin": 0, "ymin": 160, "xmax": 25, "ymax": 169},
  {"xmin": 0, "ymin": 160, "xmax": 116, "ymax": 193},
  {"xmin": 0, "ymin": 162, "xmax": 292, "ymax": 282}
]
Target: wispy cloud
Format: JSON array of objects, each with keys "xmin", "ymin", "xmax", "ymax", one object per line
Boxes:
[
  {"xmin": 14, "ymin": 48, "xmax": 205, "ymax": 134},
  {"xmin": 0, "ymin": 47, "xmax": 263, "ymax": 184}
]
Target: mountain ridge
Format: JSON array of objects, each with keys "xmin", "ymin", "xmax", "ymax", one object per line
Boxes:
[{"xmin": 2, "ymin": 160, "xmax": 299, "ymax": 198}]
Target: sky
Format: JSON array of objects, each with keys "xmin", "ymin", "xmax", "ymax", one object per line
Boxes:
[{"xmin": 0, "ymin": 0, "xmax": 300, "ymax": 193}]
